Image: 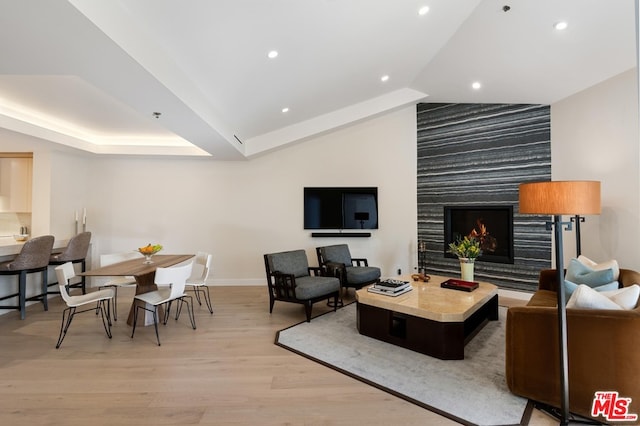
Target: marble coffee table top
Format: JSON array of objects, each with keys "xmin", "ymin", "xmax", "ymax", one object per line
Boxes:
[{"xmin": 356, "ymin": 274, "xmax": 498, "ymax": 322}]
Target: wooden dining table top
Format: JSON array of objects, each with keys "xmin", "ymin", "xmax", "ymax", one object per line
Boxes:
[{"xmin": 80, "ymin": 254, "xmax": 194, "ymax": 277}]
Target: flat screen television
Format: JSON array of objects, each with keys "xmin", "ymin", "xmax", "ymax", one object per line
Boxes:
[{"xmin": 304, "ymin": 187, "xmax": 378, "ymax": 230}]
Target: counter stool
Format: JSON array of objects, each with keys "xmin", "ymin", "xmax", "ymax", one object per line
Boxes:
[
  {"xmin": 48, "ymin": 232, "xmax": 91, "ymax": 295},
  {"xmin": 0, "ymin": 235, "xmax": 55, "ymax": 319}
]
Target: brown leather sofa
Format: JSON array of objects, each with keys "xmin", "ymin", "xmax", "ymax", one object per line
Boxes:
[{"xmin": 506, "ymin": 268, "xmax": 640, "ymax": 421}]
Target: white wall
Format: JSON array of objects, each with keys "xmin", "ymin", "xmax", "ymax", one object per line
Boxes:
[
  {"xmin": 551, "ymin": 68, "xmax": 640, "ymax": 269},
  {"xmin": 85, "ymin": 106, "xmax": 418, "ymax": 284}
]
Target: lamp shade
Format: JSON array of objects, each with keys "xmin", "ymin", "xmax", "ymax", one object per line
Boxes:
[{"xmin": 519, "ymin": 181, "xmax": 601, "ymax": 215}]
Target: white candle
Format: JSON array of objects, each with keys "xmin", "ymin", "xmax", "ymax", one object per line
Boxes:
[
  {"xmin": 75, "ymin": 210, "xmax": 78, "ymax": 222},
  {"xmin": 83, "ymin": 208, "xmax": 86, "ymax": 225}
]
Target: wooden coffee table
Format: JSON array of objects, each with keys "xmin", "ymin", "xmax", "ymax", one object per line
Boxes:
[{"xmin": 355, "ymin": 274, "xmax": 498, "ymax": 360}]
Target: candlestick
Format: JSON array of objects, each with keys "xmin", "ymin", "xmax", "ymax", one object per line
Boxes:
[{"xmin": 83, "ymin": 208, "xmax": 86, "ymax": 225}]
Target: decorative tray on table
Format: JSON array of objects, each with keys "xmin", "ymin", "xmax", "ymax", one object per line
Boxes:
[{"xmin": 440, "ymin": 278, "xmax": 479, "ymax": 292}]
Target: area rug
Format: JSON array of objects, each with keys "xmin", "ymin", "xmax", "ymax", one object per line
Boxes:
[{"xmin": 275, "ymin": 303, "xmax": 532, "ymax": 426}]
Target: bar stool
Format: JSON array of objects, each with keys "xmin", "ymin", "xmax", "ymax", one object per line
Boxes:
[
  {"xmin": 48, "ymin": 232, "xmax": 91, "ymax": 295},
  {"xmin": 0, "ymin": 235, "xmax": 55, "ymax": 320}
]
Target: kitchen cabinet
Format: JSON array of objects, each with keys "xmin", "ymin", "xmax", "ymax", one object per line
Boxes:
[{"xmin": 0, "ymin": 157, "xmax": 32, "ymax": 212}]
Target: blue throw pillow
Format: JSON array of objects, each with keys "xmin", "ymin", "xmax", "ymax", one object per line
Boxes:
[
  {"xmin": 565, "ymin": 258, "xmax": 615, "ymax": 287},
  {"xmin": 564, "ymin": 279, "xmax": 619, "ymax": 302}
]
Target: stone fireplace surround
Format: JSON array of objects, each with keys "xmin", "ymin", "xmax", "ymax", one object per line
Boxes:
[{"xmin": 417, "ymin": 103, "xmax": 552, "ymax": 291}]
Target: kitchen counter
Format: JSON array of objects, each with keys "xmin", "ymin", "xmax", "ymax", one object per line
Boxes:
[{"xmin": 0, "ymin": 237, "xmax": 70, "ymax": 258}]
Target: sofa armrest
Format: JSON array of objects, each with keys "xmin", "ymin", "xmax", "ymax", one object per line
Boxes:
[
  {"xmin": 538, "ymin": 269, "xmax": 561, "ymax": 292},
  {"xmin": 506, "ymin": 305, "xmax": 640, "ymax": 419},
  {"xmin": 619, "ymin": 268, "xmax": 640, "ymax": 287}
]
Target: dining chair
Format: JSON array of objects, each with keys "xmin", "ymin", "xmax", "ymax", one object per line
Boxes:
[
  {"xmin": 98, "ymin": 251, "xmax": 143, "ymax": 321},
  {"xmin": 49, "ymin": 231, "xmax": 92, "ymax": 294},
  {"xmin": 185, "ymin": 252, "xmax": 213, "ymax": 314},
  {"xmin": 0, "ymin": 235, "xmax": 55, "ymax": 319},
  {"xmin": 131, "ymin": 262, "xmax": 195, "ymax": 346},
  {"xmin": 54, "ymin": 262, "xmax": 114, "ymax": 349}
]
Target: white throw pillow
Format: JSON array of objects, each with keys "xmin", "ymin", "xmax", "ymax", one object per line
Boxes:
[
  {"xmin": 601, "ymin": 284, "xmax": 640, "ymax": 310},
  {"xmin": 577, "ymin": 255, "xmax": 620, "ymax": 281},
  {"xmin": 567, "ymin": 284, "xmax": 623, "ymax": 310}
]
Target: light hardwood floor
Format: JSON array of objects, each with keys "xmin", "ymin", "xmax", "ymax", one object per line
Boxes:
[{"xmin": 0, "ymin": 286, "xmax": 555, "ymax": 425}]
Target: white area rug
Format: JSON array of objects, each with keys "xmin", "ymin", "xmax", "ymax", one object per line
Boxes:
[{"xmin": 276, "ymin": 303, "xmax": 531, "ymax": 426}]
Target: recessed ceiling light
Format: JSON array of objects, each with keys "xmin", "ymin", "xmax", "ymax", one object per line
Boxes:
[
  {"xmin": 268, "ymin": 50, "xmax": 278, "ymax": 59},
  {"xmin": 281, "ymin": 107, "xmax": 289, "ymax": 113},
  {"xmin": 472, "ymin": 82, "xmax": 482, "ymax": 90},
  {"xmin": 380, "ymin": 75, "xmax": 389, "ymax": 82},
  {"xmin": 554, "ymin": 21, "xmax": 568, "ymax": 31},
  {"xmin": 418, "ymin": 6, "xmax": 429, "ymax": 16}
]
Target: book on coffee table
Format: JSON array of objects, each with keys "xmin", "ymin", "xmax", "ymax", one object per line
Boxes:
[
  {"xmin": 367, "ymin": 285, "xmax": 413, "ymax": 297},
  {"xmin": 440, "ymin": 278, "xmax": 479, "ymax": 292},
  {"xmin": 373, "ymin": 279, "xmax": 411, "ymax": 293},
  {"xmin": 376, "ymin": 279, "xmax": 410, "ymax": 289}
]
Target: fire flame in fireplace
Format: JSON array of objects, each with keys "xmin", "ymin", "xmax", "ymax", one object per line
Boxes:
[{"xmin": 468, "ymin": 219, "xmax": 497, "ymax": 253}]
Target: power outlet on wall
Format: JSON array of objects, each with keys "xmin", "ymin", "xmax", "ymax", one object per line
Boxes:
[{"xmin": 397, "ymin": 267, "xmax": 402, "ymax": 275}]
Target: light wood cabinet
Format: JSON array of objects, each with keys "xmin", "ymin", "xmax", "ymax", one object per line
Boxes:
[{"xmin": 0, "ymin": 157, "xmax": 32, "ymax": 212}]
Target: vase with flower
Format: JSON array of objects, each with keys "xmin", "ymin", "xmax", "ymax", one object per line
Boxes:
[{"xmin": 447, "ymin": 236, "xmax": 482, "ymax": 282}]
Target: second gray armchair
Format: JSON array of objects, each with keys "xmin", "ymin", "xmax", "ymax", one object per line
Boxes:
[{"xmin": 316, "ymin": 244, "xmax": 381, "ymax": 301}]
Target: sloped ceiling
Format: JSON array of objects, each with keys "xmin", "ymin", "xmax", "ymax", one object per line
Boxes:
[{"xmin": 0, "ymin": 0, "xmax": 635, "ymax": 159}]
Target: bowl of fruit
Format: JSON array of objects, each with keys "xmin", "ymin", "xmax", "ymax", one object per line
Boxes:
[{"xmin": 138, "ymin": 243, "xmax": 163, "ymax": 264}]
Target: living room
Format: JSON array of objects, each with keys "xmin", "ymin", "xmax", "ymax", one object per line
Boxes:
[{"xmin": 0, "ymin": 1, "xmax": 638, "ymax": 425}]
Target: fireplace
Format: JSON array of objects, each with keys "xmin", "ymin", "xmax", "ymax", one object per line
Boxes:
[{"xmin": 444, "ymin": 206, "xmax": 514, "ymax": 264}]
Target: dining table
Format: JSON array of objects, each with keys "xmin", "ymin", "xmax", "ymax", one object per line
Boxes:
[{"xmin": 80, "ymin": 254, "xmax": 194, "ymax": 326}]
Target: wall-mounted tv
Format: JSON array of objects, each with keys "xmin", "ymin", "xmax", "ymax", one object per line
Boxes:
[{"xmin": 304, "ymin": 187, "xmax": 378, "ymax": 230}]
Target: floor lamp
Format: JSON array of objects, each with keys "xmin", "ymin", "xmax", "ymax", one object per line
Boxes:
[{"xmin": 519, "ymin": 181, "xmax": 601, "ymax": 426}]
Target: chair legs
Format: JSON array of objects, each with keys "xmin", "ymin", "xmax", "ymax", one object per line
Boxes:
[
  {"xmin": 304, "ymin": 301, "xmax": 312, "ymax": 322},
  {"xmin": 56, "ymin": 300, "xmax": 112, "ymax": 349},
  {"xmin": 173, "ymin": 297, "xmax": 197, "ymax": 329},
  {"xmin": 132, "ymin": 297, "xmax": 197, "ymax": 346},
  {"xmin": 132, "ymin": 303, "xmax": 161, "ymax": 346},
  {"xmin": 98, "ymin": 285, "xmax": 120, "ymax": 321},
  {"xmin": 190, "ymin": 285, "xmax": 213, "ymax": 314}
]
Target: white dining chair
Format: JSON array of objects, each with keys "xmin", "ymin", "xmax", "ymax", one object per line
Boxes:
[
  {"xmin": 98, "ymin": 251, "xmax": 143, "ymax": 320},
  {"xmin": 131, "ymin": 262, "xmax": 195, "ymax": 346},
  {"xmin": 185, "ymin": 252, "xmax": 213, "ymax": 314},
  {"xmin": 54, "ymin": 262, "xmax": 114, "ymax": 349}
]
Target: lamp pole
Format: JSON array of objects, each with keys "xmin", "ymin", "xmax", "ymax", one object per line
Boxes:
[{"xmin": 552, "ymin": 215, "xmax": 570, "ymax": 425}]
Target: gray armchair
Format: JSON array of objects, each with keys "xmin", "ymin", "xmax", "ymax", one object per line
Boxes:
[
  {"xmin": 264, "ymin": 249, "xmax": 340, "ymax": 322},
  {"xmin": 316, "ymin": 244, "xmax": 380, "ymax": 305}
]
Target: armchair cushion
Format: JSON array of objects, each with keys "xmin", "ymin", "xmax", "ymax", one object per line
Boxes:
[
  {"xmin": 321, "ymin": 244, "xmax": 352, "ymax": 267},
  {"xmin": 346, "ymin": 266, "xmax": 381, "ymax": 285},
  {"xmin": 268, "ymin": 249, "xmax": 310, "ymax": 278},
  {"xmin": 294, "ymin": 276, "xmax": 341, "ymax": 300}
]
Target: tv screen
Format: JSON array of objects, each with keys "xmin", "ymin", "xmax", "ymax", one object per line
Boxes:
[{"xmin": 304, "ymin": 187, "xmax": 378, "ymax": 230}]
